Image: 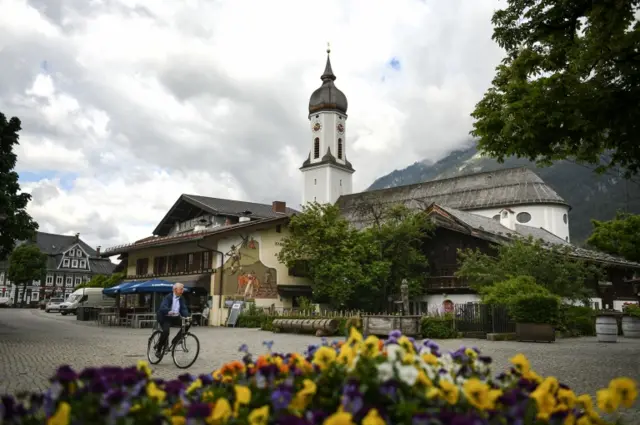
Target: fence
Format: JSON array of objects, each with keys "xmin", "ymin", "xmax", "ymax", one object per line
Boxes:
[{"xmin": 453, "ymin": 304, "xmax": 516, "ymax": 337}]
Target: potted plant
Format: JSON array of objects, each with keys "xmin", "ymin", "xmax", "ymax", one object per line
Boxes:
[
  {"xmin": 621, "ymin": 303, "xmax": 640, "ymax": 339},
  {"xmin": 595, "ymin": 309, "xmax": 622, "ymax": 343},
  {"xmin": 510, "ymin": 294, "xmax": 558, "ymax": 342}
]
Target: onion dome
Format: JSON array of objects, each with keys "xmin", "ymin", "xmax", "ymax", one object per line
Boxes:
[{"xmin": 308, "ymin": 47, "xmax": 348, "ymax": 115}]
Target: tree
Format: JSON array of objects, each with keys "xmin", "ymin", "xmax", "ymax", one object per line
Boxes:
[
  {"xmin": 587, "ymin": 212, "xmax": 640, "ymax": 263},
  {"xmin": 471, "ymin": 0, "xmax": 640, "ymax": 176},
  {"xmin": 478, "ymin": 275, "xmax": 551, "ymax": 306},
  {"xmin": 0, "ymin": 113, "xmax": 39, "ymax": 259},
  {"xmin": 456, "ymin": 237, "xmax": 603, "ymax": 303},
  {"xmin": 277, "ymin": 202, "xmax": 433, "ymax": 311},
  {"xmin": 74, "ymin": 273, "xmax": 124, "ymax": 290},
  {"xmin": 7, "ymin": 243, "xmax": 47, "ymax": 306}
]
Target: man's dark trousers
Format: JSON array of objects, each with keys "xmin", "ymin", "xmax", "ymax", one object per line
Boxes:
[{"xmin": 157, "ymin": 316, "xmax": 184, "ymax": 353}]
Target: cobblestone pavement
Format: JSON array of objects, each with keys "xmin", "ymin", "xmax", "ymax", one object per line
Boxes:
[{"xmin": 1, "ymin": 309, "xmax": 638, "ymax": 421}]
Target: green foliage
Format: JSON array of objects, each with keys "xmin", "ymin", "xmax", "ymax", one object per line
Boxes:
[
  {"xmin": 0, "ymin": 113, "xmax": 39, "ymax": 259},
  {"xmin": 277, "ymin": 202, "xmax": 432, "ymax": 310},
  {"xmin": 478, "ymin": 275, "xmax": 551, "ymax": 306},
  {"xmin": 557, "ymin": 305, "xmax": 596, "ymax": 337},
  {"xmin": 587, "ymin": 212, "xmax": 640, "ymax": 262},
  {"xmin": 471, "ymin": 0, "xmax": 640, "ymax": 176},
  {"xmin": 7, "ymin": 243, "xmax": 47, "ymax": 284},
  {"xmin": 420, "ymin": 316, "xmax": 457, "ymax": 339},
  {"xmin": 456, "ymin": 237, "xmax": 602, "ymax": 303},
  {"xmin": 297, "ymin": 296, "xmax": 313, "ymax": 311},
  {"xmin": 510, "ymin": 294, "xmax": 560, "ymax": 325},
  {"xmin": 623, "ymin": 304, "xmax": 640, "ymax": 319},
  {"xmin": 75, "ymin": 273, "xmax": 125, "ymax": 290}
]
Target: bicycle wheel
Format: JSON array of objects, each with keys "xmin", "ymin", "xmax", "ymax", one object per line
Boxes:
[
  {"xmin": 147, "ymin": 331, "xmax": 164, "ymax": 364},
  {"xmin": 172, "ymin": 332, "xmax": 200, "ymax": 369}
]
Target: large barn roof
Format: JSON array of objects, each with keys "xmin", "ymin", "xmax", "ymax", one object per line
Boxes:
[{"xmin": 337, "ymin": 167, "xmax": 568, "ymax": 224}]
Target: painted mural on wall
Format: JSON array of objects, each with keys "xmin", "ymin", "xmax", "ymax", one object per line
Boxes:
[{"xmin": 221, "ymin": 236, "xmax": 278, "ymax": 299}]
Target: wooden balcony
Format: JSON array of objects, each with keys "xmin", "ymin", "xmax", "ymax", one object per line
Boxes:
[
  {"xmin": 424, "ymin": 275, "xmax": 471, "ymax": 291},
  {"xmin": 126, "ymin": 268, "xmax": 214, "ymax": 280}
]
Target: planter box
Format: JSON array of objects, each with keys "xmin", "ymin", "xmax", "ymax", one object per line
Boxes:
[
  {"xmin": 362, "ymin": 315, "xmax": 422, "ymax": 337},
  {"xmin": 621, "ymin": 316, "xmax": 640, "ymax": 339},
  {"xmin": 515, "ymin": 323, "xmax": 555, "ymax": 343}
]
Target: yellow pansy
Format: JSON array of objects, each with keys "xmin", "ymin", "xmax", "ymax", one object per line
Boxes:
[
  {"xmin": 234, "ymin": 385, "xmax": 251, "ymax": 415},
  {"xmin": 337, "ymin": 344, "xmax": 355, "ymax": 367},
  {"xmin": 576, "ymin": 415, "xmax": 593, "ymax": 425},
  {"xmin": 248, "ymin": 405, "xmax": 269, "ymax": 425},
  {"xmin": 426, "ymin": 387, "xmax": 442, "ymax": 399},
  {"xmin": 563, "ymin": 413, "xmax": 576, "ymax": 425},
  {"xmin": 362, "ymin": 335, "xmax": 380, "ymax": 357},
  {"xmin": 397, "ymin": 336, "xmax": 415, "ymax": 354},
  {"xmin": 129, "ymin": 404, "xmax": 141, "ymax": 413},
  {"xmin": 136, "ymin": 360, "xmax": 152, "ymax": 378},
  {"xmin": 510, "ymin": 353, "xmax": 531, "ymax": 374},
  {"xmin": 323, "ymin": 411, "xmax": 355, "ymax": 425},
  {"xmin": 537, "ymin": 376, "xmax": 560, "ymax": 395},
  {"xmin": 416, "ymin": 370, "xmax": 433, "ymax": 387},
  {"xmin": 530, "ymin": 390, "xmax": 556, "ymax": 421},
  {"xmin": 146, "ymin": 382, "xmax": 166, "ymax": 402},
  {"xmin": 464, "ymin": 348, "xmax": 478, "ymax": 359},
  {"xmin": 207, "ymin": 398, "xmax": 232, "ymax": 425},
  {"xmin": 463, "ymin": 378, "xmax": 497, "ymax": 411},
  {"xmin": 596, "ymin": 389, "xmax": 620, "ymax": 413},
  {"xmin": 47, "ymin": 402, "xmax": 71, "ymax": 425},
  {"xmin": 347, "ymin": 327, "xmax": 363, "ymax": 346},
  {"xmin": 402, "ymin": 353, "xmax": 416, "ymax": 365},
  {"xmin": 313, "ymin": 346, "xmax": 337, "ymax": 370},
  {"xmin": 557, "ymin": 388, "xmax": 577, "ymax": 409},
  {"xmin": 576, "ymin": 394, "xmax": 594, "ymax": 412},
  {"xmin": 290, "ymin": 379, "xmax": 317, "ymax": 411},
  {"xmin": 608, "ymin": 377, "xmax": 637, "ymax": 408},
  {"xmin": 362, "ymin": 408, "xmax": 385, "ymax": 425},
  {"xmin": 186, "ymin": 378, "xmax": 203, "ymax": 394},
  {"xmin": 421, "ymin": 353, "xmax": 438, "ymax": 366},
  {"xmin": 523, "ymin": 369, "xmax": 543, "ymax": 384},
  {"xmin": 170, "ymin": 416, "xmax": 186, "ymax": 425},
  {"xmin": 438, "ymin": 379, "xmax": 459, "ymax": 405}
]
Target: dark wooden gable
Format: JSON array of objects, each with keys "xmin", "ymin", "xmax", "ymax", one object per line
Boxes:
[{"xmin": 152, "ymin": 195, "xmax": 216, "ymax": 237}]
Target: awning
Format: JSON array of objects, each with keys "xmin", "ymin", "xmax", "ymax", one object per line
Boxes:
[
  {"xmin": 277, "ymin": 284, "xmax": 313, "ymax": 298},
  {"xmin": 120, "ymin": 279, "xmax": 192, "ymax": 295},
  {"xmin": 102, "ymin": 281, "xmax": 142, "ymax": 296}
]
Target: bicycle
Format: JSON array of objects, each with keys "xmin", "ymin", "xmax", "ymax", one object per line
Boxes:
[{"xmin": 147, "ymin": 316, "xmax": 200, "ymax": 369}]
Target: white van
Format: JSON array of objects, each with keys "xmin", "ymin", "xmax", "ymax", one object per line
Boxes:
[{"xmin": 59, "ymin": 288, "xmax": 115, "ymax": 315}]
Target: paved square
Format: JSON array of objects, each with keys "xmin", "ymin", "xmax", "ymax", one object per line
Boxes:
[{"xmin": 0, "ymin": 309, "xmax": 638, "ymax": 421}]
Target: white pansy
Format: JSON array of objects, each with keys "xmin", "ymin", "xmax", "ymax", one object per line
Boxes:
[
  {"xmin": 438, "ymin": 373, "xmax": 454, "ymax": 384},
  {"xmin": 376, "ymin": 362, "xmax": 395, "ymax": 382},
  {"xmin": 386, "ymin": 344, "xmax": 405, "ymax": 363},
  {"xmin": 397, "ymin": 365, "xmax": 419, "ymax": 386}
]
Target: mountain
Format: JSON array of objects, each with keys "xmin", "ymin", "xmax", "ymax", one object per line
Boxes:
[{"xmin": 367, "ymin": 144, "xmax": 640, "ymax": 244}]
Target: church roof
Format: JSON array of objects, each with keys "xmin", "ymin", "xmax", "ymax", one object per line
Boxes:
[
  {"xmin": 308, "ymin": 49, "xmax": 348, "ymax": 115},
  {"xmin": 337, "ymin": 167, "xmax": 569, "ymax": 225}
]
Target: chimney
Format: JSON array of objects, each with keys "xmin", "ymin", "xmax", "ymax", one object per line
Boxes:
[
  {"xmin": 75, "ymin": 233, "xmax": 80, "ymax": 241},
  {"xmin": 96, "ymin": 246, "xmax": 101, "ymax": 256},
  {"xmin": 272, "ymin": 201, "xmax": 286, "ymax": 214},
  {"xmin": 499, "ymin": 208, "xmax": 516, "ymax": 231}
]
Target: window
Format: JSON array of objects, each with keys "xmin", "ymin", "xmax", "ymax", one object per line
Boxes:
[
  {"xmin": 201, "ymin": 252, "xmax": 211, "ymax": 270},
  {"xmin": 76, "ymin": 249, "xmax": 82, "ymax": 257},
  {"xmin": 563, "ymin": 213, "xmax": 568, "ymax": 224},
  {"xmin": 136, "ymin": 258, "xmax": 149, "ymax": 275},
  {"xmin": 33, "ymin": 279, "xmax": 41, "ymax": 286},
  {"xmin": 516, "ymin": 212, "xmax": 532, "ymax": 224},
  {"xmin": 275, "ymin": 225, "xmax": 282, "ymax": 233},
  {"xmin": 340, "ymin": 179, "xmax": 342, "ymax": 187},
  {"xmin": 71, "ymin": 259, "xmax": 78, "ymax": 268},
  {"xmin": 153, "ymin": 256, "xmax": 168, "ymax": 275},
  {"xmin": 492, "ymin": 214, "xmax": 500, "ymax": 221},
  {"xmin": 56, "ymin": 276, "xmax": 63, "ymax": 286},
  {"xmin": 65, "ymin": 276, "xmax": 73, "ymax": 287},
  {"xmin": 75, "ymin": 277, "xmax": 82, "ymax": 286},
  {"xmin": 188, "ymin": 253, "xmax": 194, "ymax": 266},
  {"xmin": 0, "ymin": 272, "xmax": 4, "ymax": 284},
  {"xmin": 68, "ymin": 250, "xmax": 75, "ymax": 257},
  {"xmin": 31, "ymin": 292, "xmax": 39, "ymax": 302},
  {"xmin": 313, "ymin": 138, "xmax": 320, "ymax": 159},
  {"xmin": 337, "ymin": 138, "xmax": 343, "ymax": 159},
  {"xmin": 314, "ymin": 196, "xmax": 316, "ymax": 201},
  {"xmin": 46, "ymin": 275, "xmax": 53, "ymax": 286},
  {"xmin": 314, "ymin": 178, "xmax": 317, "ymax": 185},
  {"xmin": 79, "ymin": 260, "xmax": 86, "ymax": 269},
  {"xmin": 62, "ymin": 258, "xmax": 70, "ymax": 267}
]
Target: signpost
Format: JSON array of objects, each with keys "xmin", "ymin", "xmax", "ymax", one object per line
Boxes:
[{"xmin": 225, "ymin": 301, "xmax": 244, "ymax": 327}]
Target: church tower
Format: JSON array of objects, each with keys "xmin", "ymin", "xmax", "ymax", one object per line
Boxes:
[{"xmin": 300, "ymin": 46, "xmax": 355, "ymax": 206}]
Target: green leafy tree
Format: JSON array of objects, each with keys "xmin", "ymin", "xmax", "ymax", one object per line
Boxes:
[
  {"xmin": 471, "ymin": 0, "xmax": 640, "ymax": 176},
  {"xmin": 0, "ymin": 113, "xmax": 39, "ymax": 259},
  {"xmin": 75, "ymin": 272, "xmax": 124, "ymax": 290},
  {"xmin": 478, "ymin": 275, "xmax": 551, "ymax": 306},
  {"xmin": 456, "ymin": 237, "xmax": 602, "ymax": 303},
  {"xmin": 587, "ymin": 212, "xmax": 640, "ymax": 263},
  {"xmin": 7, "ymin": 243, "xmax": 47, "ymax": 306},
  {"xmin": 277, "ymin": 202, "xmax": 432, "ymax": 311}
]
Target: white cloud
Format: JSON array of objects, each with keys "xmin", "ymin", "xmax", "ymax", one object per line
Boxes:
[{"xmin": 1, "ymin": 0, "xmax": 505, "ymax": 249}]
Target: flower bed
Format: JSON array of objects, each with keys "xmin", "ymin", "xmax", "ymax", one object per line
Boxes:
[{"xmin": 1, "ymin": 329, "xmax": 637, "ymax": 424}]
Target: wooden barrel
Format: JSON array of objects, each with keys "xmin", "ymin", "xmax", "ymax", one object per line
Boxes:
[
  {"xmin": 621, "ymin": 316, "xmax": 640, "ymax": 339},
  {"xmin": 311, "ymin": 319, "xmax": 338, "ymax": 333},
  {"xmin": 301, "ymin": 319, "xmax": 314, "ymax": 332},
  {"xmin": 596, "ymin": 316, "xmax": 618, "ymax": 343}
]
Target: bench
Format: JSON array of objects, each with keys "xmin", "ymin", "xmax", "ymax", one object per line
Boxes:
[{"xmin": 272, "ymin": 318, "xmax": 339, "ymax": 335}]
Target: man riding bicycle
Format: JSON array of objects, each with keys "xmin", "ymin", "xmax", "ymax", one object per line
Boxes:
[{"xmin": 155, "ymin": 282, "xmax": 189, "ymax": 358}]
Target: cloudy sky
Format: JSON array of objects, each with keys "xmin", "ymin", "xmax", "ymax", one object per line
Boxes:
[{"xmin": 1, "ymin": 0, "xmax": 505, "ymax": 249}]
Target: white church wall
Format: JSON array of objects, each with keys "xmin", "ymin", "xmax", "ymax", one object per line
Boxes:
[
  {"xmin": 471, "ymin": 204, "xmax": 571, "ymax": 242},
  {"xmin": 328, "ymin": 167, "xmax": 353, "ymax": 205}
]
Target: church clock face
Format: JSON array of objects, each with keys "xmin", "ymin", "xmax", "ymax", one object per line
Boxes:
[
  {"xmin": 312, "ymin": 121, "xmax": 322, "ymax": 132},
  {"xmin": 337, "ymin": 123, "xmax": 345, "ymax": 134}
]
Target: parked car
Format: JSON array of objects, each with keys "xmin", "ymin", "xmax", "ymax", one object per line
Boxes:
[
  {"xmin": 60, "ymin": 288, "xmax": 115, "ymax": 315},
  {"xmin": 0, "ymin": 297, "xmax": 10, "ymax": 308},
  {"xmin": 45, "ymin": 297, "xmax": 64, "ymax": 313}
]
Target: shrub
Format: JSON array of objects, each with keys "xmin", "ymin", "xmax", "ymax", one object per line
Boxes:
[
  {"xmin": 2, "ymin": 329, "xmax": 637, "ymax": 424},
  {"xmin": 623, "ymin": 303, "xmax": 640, "ymax": 319},
  {"xmin": 420, "ymin": 316, "xmax": 457, "ymax": 339},
  {"xmin": 510, "ymin": 294, "xmax": 560, "ymax": 325},
  {"xmin": 558, "ymin": 305, "xmax": 596, "ymax": 337},
  {"xmin": 478, "ymin": 275, "xmax": 551, "ymax": 306}
]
